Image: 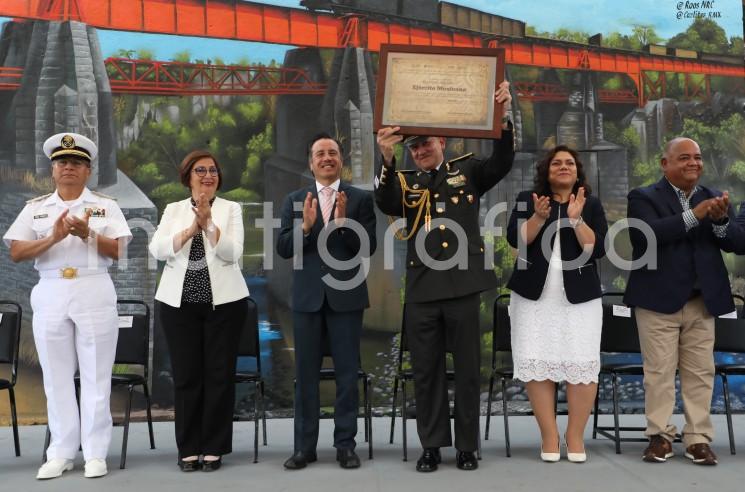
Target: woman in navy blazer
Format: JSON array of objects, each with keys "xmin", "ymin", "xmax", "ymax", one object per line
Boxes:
[{"xmin": 505, "ymin": 145, "xmax": 608, "ymax": 463}]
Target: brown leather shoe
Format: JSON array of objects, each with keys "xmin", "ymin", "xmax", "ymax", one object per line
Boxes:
[
  {"xmin": 643, "ymin": 435, "xmax": 674, "ymax": 463},
  {"xmin": 685, "ymin": 443, "xmax": 718, "ymax": 465}
]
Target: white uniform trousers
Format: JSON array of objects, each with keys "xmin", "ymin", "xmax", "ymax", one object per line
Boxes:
[{"xmin": 31, "ymin": 274, "xmax": 119, "ymax": 460}]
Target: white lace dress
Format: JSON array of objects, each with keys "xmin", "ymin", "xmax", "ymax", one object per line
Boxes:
[{"xmin": 510, "ymin": 227, "xmax": 602, "ymax": 384}]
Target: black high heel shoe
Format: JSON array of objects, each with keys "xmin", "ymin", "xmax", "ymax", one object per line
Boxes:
[
  {"xmin": 202, "ymin": 457, "xmax": 222, "ymax": 472},
  {"xmin": 178, "ymin": 457, "xmax": 202, "ymax": 472}
]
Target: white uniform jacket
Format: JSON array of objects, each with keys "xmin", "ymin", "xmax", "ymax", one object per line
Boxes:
[
  {"xmin": 149, "ymin": 196, "xmax": 249, "ymax": 307},
  {"xmin": 2, "ymin": 187, "xmax": 132, "ymax": 272}
]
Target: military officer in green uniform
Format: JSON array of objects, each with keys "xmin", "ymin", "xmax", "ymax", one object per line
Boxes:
[{"xmin": 375, "ymin": 81, "xmax": 514, "ymax": 472}]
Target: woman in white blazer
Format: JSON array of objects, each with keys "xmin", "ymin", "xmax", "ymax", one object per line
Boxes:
[{"xmin": 149, "ymin": 150, "xmax": 249, "ymax": 472}]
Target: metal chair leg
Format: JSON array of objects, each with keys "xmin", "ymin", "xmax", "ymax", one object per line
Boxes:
[
  {"xmin": 485, "ymin": 373, "xmax": 495, "ymax": 440},
  {"xmin": 554, "ymin": 382, "xmax": 561, "ymax": 415},
  {"xmin": 402, "ymin": 378, "xmax": 408, "ymax": 462},
  {"xmin": 363, "ymin": 374, "xmax": 369, "ymax": 443},
  {"xmin": 120, "ymin": 385, "xmax": 134, "ymax": 469},
  {"xmin": 254, "ymin": 381, "xmax": 260, "ymax": 463},
  {"xmin": 260, "ymin": 380, "xmax": 267, "ymax": 446},
  {"xmin": 9, "ymin": 387, "xmax": 20, "ymax": 456},
  {"xmin": 501, "ymin": 377, "xmax": 510, "ymax": 457},
  {"xmin": 592, "ymin": 390, "xmax": 600, "ymax": 439},
  {"xmin": 43, "ymin": 426, "xmax": 50, "ymax": 463},
  {"xmin": 143, "ymin": 383, "xmax": 155, "ymax": 449},
  {"xmin": 367, "ymin": 378, "xmax": 373, "ymax": 460},
  {"xmin": 612, "ymin": 373, "xmax": 621, "ymax": 455},
  {"xmin": 477, "ymin": 424, "xmax": 482, "ymax": 460},
  {"xmin": 721, "ymin": 372, "xmax": 736, "ymax": 455},
  {"xmin": 389, "ymin": 375, "xmax": 399, "ymax": 444},
  {"xmin": 75, "ymin": 382, "xmax": 82, "ymax": 452}
]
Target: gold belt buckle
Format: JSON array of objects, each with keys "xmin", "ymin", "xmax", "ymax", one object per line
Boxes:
[{"xmin": 60, "ymin": 267, "xmax": 78, "ymax": 279}]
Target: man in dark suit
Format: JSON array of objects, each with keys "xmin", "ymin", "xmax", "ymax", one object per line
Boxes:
[
  {"xmin": 277, "ymin": 133, "xmax": 377, "ymax": 470},
  {"xmin": 374, "ymin": 81, "xmax": 514, "ymax": 472},
  {"xmin": 625, "ymin": 137, "xmax": 742, "ymax": 466}
]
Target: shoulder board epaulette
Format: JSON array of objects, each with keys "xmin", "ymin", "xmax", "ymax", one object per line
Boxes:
[
  {"xmin": 397, "ymin": 169, "xmax": 417, "ymax": 174},
  {"xmin": 446, "ymin": 153, "xmax": 474, "ymax": 165},
  {"xmin": 26, "ymin": 193, "xmax": 52, "ymax": 204},
  {"xmin": 91, "ymin": 190, "xmax": 117, "ymax": 201}
]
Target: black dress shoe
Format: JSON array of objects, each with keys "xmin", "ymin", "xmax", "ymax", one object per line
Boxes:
[
  {"xmin": 202, "ymin": 457, "xmax": 222, "ymax": 472},
  {"xmin": 416, "ymin": 448, "xmax": 441, "ymax": 472},
  {"xmin": 456, "ymin": 451, "xmax": 478, "ymax": 471},
  {"xmin": 336, "ymin": 448, "xmax": 361, "ymax": 469},
  {"xmin": 177, "ymin": 458, "xmax": 202, "ymax": 472},
  {"xmin": 283, "ymin": 451, "xmax": 318, "ymax": 470}
]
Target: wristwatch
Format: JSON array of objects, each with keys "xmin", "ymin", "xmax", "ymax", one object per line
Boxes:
[{"xmin": 83, "ymin": 228, "xmax": 97, "ymax": 243}]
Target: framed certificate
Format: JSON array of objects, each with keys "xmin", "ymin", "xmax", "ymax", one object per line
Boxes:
[{"xmin": 373, "ymin": 44, "xmax": 505, "ymax": 139}]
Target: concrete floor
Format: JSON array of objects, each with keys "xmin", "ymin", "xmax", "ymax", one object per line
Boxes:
[{"xmin": 0, "ymin": 414, "xmax": 743, "ymax": 492}]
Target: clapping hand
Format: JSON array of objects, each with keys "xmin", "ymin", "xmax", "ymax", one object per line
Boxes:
[
  {"xmin": 51, "ymin": 209, "xmax": 71, "ymax": 243},
  {"xmin": 708, "ymin": 191, "xmax": 729, "ymax": 222},
  {"xmin": 532, "ymin": 193, "xmax": 550, "ymax": 221},
  {"xmin": 64, "ymin": 209, "xmax": 92, "ymax": 240},
  {"xmin": 334, "ymin": 191, "xmax": 347, "ymax": 226},
  {"xmin": 302, "ymin": 192, "xmax": 318, "ymax": 234},
  {"xmin": 567, "ymin": 187, "xmax": 586, "ymax": 220},
  {"xmin": 191, "ymin": 193, "xmax": 212, "ymax": 230}
]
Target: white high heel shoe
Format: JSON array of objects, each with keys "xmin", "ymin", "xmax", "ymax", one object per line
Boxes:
[
  {"xmin": 564, "ymin": 434, "xmax": 587, "ymax": 463},
  {"xmin": 540, "ymin": 437, "xmax": 561, "ymax": 462}
]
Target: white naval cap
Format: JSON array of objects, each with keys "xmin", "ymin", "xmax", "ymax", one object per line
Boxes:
[{"xmin": 43, "ymin": 133, "xmax": 98, "ymax": 162}]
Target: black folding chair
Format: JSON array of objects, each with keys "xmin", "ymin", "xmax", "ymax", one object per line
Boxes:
[
  {"xmin": 108, "ymin": 300, "xmax": 156, "ymax": 468},
  {"xmin": 0, "ymin": 301, "xmax": 22, "ymax": 457},
  {"xmin": 484, "ymin": 294, "xmax": 514, "ymax": 456},
  {"xmin": 714, "ymin": 294, "xmax": 745, "ymax": 455},
  {"xmin": 318, "ymin": 331, "xmax": 373, "ymax": 460},
  {"xmin": 234, "ymin": 297, "xmax": 267, "ymax": 463},
  {"xmin": 592, "ymin": 292, "xmax": 675, "ymax": 453},
  {"xmin": 43, "ymin": 300, "xmax": 156, "ymax": 468}
]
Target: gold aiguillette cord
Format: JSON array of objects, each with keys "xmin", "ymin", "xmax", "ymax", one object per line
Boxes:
[{"xmin": 390, "ymin": 172, "xmax": 431, "ymax": 240}]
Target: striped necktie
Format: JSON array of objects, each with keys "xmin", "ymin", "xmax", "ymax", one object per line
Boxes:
[{"xmin": 320, "ymin": 186, "xmax": 335, "ymax": 224}]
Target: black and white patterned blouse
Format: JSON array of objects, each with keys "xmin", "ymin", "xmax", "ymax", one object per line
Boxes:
[{"xmin": 181, "ymin": 197, "xmax": 215, "ymax": 304}]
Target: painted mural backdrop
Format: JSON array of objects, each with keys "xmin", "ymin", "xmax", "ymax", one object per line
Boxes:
[{"xmin": 0, "ymin": 0, "xmax": 744, "ymax": 425}]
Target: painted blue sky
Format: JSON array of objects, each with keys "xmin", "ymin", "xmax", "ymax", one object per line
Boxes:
[{"xmin": 1, "ymin": 0, "xmax": 743, "ymax": 64}]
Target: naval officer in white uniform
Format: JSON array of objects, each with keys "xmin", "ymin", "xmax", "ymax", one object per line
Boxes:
[{"xmin": 3, "ymin": 133, "xmax": 132, "ymax": 479}]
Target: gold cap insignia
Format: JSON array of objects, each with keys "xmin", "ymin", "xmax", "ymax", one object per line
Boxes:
[{"xmin": 61, "ymin": 135, "xmax": 75, "ymax": 148}]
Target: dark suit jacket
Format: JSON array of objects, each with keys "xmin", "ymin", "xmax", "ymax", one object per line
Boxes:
[
  {"xmin": 374, "ymin": 132, "xmax": 514, "ymax": 303},
  {"xmin": 276, "ymin": 182, "xmax": 377, "ymax": 313},
  {"xmin": 624, "ymin": 177, "xmax": 740, "ymax": 316},
  {"xmin": 506, "ymin": 190, "xmax": 608, "ymax": 303}
]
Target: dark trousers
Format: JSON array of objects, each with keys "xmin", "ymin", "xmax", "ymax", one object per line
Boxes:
[
  {"xmin": 292, "ymin": 302, "xmax": 363, "ymax": 453},
  {"xmin": 159, "ymin": 298, "xmax": 247, "ymax": 457},
  {"xmin": 405, "ymin": 293, "xmax": 481, "ymax": 451}
]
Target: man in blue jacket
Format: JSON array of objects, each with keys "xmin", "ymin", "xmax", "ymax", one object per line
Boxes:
[
  {"xmin": 277, "ymin": 133, "xmax": 377, "ymax": 470},
  {"xmin": 625, "ymin": 137, "xmax": 742, "ymax": 466}
]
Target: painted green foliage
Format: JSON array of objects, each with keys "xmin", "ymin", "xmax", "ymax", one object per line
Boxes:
[
  {"xmin": 668, "ymin": 18, "xmax": 744, "ymax": 55},
  {"xmin": 117, "ymin": 95, "xmax": 273, "ymax": 213}
]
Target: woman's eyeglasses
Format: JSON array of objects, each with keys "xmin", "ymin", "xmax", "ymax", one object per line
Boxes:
[{"xmin": 192, "ymin": 166, "xmax": 219, "ymax": 177}]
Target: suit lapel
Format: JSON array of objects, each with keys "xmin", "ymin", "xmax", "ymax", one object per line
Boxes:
[{"xmin": 656, "ymin": 178, "xmax": 684, "ymax": 215}]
